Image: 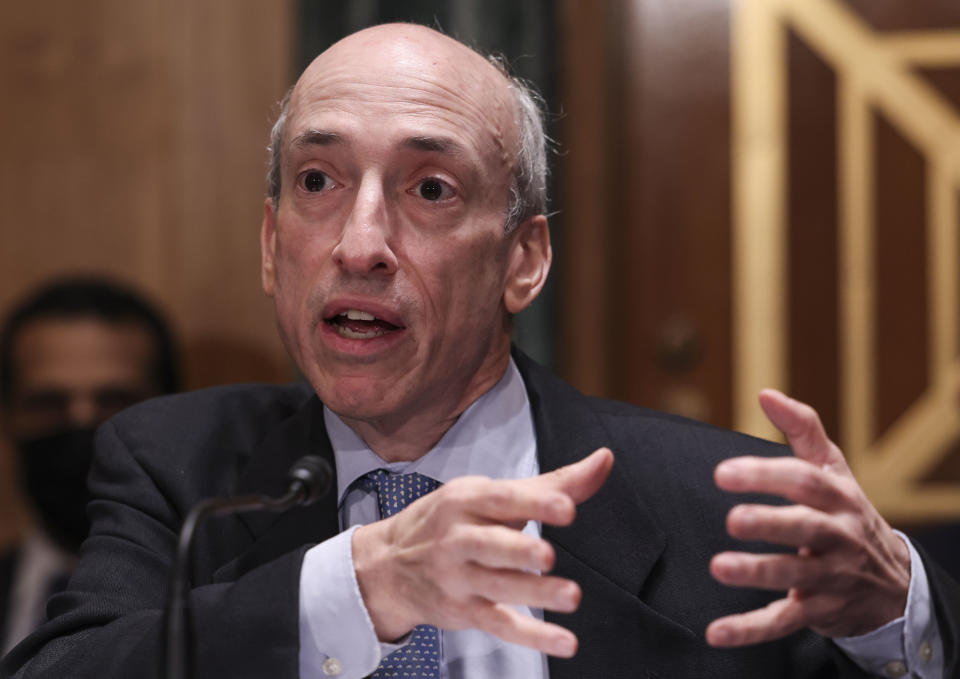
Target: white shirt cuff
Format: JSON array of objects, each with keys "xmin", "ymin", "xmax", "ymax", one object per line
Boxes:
[
  {"xmin": 833, "ymin": 531, "xmax": 943, "ymax": 679},
  {"xmin": 298, "ymin": 526, "xmax": 382, "ymax": 678}
]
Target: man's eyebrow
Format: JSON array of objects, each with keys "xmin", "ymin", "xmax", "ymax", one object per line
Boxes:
[
  {"xmin": 291, "ymin": 129, "xmax": 343, "ymax": 148},
  {"xmin": 401, "ymin": 136, "xmax": 465, "ymax": 155}
]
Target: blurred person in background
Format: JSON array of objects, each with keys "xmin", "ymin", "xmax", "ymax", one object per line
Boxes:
[{"xmin": 0, "ymin": 276, "xmax": 179, "ymax": 654}]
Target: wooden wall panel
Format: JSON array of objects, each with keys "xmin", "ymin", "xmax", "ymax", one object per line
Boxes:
[
  {"xmin": 873, "ymin": 113, "xmax": 929, "ymax": 440},
  {"xmin": 841, "ymin": 0, "xmax": 960, "ymax": 32},
  {"xmin": 558, "ymin": 0, "xmax": 733, "ymax": 426},
  {"xmin": 618, "ymin": 0, "xmax": 733, "ymax": 425},
  {"xmin": 787, "ymin": 29, "xmax": 841, "ymax": 441},
  {"xmin": 0, "ymin": 0, "xmax": 296, "ymax": 390},
  {"xmin": 556, "ymin": 0, "xmax": 617, "ymax": 398}
]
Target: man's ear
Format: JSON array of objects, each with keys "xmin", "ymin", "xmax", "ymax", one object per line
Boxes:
[
  {"xmin": 504, "ymin": 215, "xmax": 552, "ymax": 314},
  {"xmin": 260, "ymin": 198, "xmax": 278, "ymax": 297}
]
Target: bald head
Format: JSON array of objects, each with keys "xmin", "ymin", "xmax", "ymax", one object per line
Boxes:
[
  {"xmin": 266, "ymin": 23, "xmax": 547, "ymax": 231},
  {"xmin": 317, "ymin": 22, "xmax": 499, "ymax": 67},
  {"xmin": 302, "ymin": 23, "xmax": 512, "ymax": 116}
]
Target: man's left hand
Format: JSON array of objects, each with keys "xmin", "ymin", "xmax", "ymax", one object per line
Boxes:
[{"xmin": 706, "ymin": 389, "xmax": 911, "ymax": 646}]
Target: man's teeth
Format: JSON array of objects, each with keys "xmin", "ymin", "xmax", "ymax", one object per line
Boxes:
[
  {"xmin": 336, "ymin": 325, "xmax": 387, "ymax": 339},
  {"xmin": 340, "ymin": 310, "xmax": 376, "ymax": 321},
  {"xmin": 333, "ymin": 309, "xmax": 393, "ymax": 339}
]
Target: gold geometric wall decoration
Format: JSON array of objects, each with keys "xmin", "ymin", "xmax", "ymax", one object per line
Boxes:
[{"xmin": 732, "ymin": 0, "xmax": 960, "ymax": 521}]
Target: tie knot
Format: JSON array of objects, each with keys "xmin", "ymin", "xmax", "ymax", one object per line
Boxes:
[{"xmin": 361, "ymin": 470, "xmax": 441, "ymax": 518}]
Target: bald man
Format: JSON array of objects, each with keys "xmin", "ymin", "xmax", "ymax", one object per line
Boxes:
[{"xmin": 4, "ymin": 24, "xmax": 957, "ymax": 679}]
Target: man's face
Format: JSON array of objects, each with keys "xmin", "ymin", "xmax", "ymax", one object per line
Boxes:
[
  {"xmin": 4, "ymin": 317, "xmax": 158, "ymax": 438},
  {"xmin": 261, "ymin": 25, "xmax": 545, "ymax": 427}
]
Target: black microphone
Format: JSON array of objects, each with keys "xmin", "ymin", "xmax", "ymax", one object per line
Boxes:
[{"xmin": 163, "ymin": 455, "xmax": 333, "ymax": 679}]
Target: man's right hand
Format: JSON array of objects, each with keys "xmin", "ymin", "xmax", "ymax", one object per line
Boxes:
[{"xmin": 351, "ymin": 446, "xmax": 614, "ymax": 658}]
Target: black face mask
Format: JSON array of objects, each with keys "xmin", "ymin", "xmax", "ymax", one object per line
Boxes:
[{"xmin": 16, "ymin": 428, "xmax": 96, "ymax": 554}]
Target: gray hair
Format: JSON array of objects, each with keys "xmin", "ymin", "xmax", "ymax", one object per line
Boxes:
[
  {"xmin": 266, "ymin": 86, "xmax": 293, "ymax": 210},
  {"xmin": 487, "ymin": 55, "xmax": 549, "ymax": 233},
  {"xmin": 265, "ymin": 55, "xmax": 548, "ymax": 234}
]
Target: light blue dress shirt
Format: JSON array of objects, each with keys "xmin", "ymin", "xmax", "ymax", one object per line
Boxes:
[
  {"xmin": 300, "ymin": 360, "xmax": 546, "ymax": 679},
  {"xmin": 298, "ymin": 359, "xmax": 943, "ymax": 679}
]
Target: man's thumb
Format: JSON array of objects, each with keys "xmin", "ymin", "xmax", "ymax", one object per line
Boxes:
[{"xmin": 544, "ymin": 447, "xmax": 614, "ymax": 504}]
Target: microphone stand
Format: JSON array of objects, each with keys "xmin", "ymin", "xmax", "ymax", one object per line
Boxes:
[{"xmin": 164, "ymin": 456, "xmax": 332, "ymax": 679}]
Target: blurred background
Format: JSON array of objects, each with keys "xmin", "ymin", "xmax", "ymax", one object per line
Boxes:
[{"xmin": 1, "ymin": 0, "xmax": 958, "ymax": 553}]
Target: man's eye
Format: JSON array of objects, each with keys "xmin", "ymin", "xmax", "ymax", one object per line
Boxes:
[
  {"xmin": 19, "ymin": 391, "xmax": 69, "ymax": 417},
  {"xmin": 417, "ymin": 178, "xmax": 453, "ymax": 201},
  {"xmin": 301, "ymin": 170, "xmax": 333, "ymax": 192},
  {"xmin": 94, "ymin": 388, "xmax": 146, "ymax": 414}
]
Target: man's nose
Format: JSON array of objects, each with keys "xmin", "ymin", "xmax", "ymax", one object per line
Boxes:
[
  {"xmin": 332, "ymin": 179, "xmax": 399, "ymax": 275},
  {"xmin": 66, "ymin": 396, "xmax": 99, "ymax": 429}
]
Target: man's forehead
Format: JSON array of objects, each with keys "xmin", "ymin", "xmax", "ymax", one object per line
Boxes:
[
  {"xmin": 14, "ymin": 318, "xmax": 153, "ymax": 360},
  {"xmin": 286, "ymin": 24, "xmax": 517, "ymax": 168},
  {"xmin": 11, "ymin": 318, "xmax": 155, "ymax": 389},
  {"xmin": 290, "ymin": 129, "xmax": 468, "ymax": 157}
]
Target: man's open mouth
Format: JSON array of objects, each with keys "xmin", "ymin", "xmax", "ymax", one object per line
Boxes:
[{"xmin": 325, "ymin": 309, "xmax": 402, "ymax": 339}]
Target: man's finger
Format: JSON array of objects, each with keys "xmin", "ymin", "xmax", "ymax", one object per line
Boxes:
[
  {"xmin": 706, "ymin": 596, "xmax": 807, "ymax": 647},
  {"xmin": 473, "ymin": 600, "xmax": 578, "ymax": 658},
  {"xmin": 714, "ymin": 457, "xmax": 849, "ymax": 511},
  {"xmin": 463, "ymin": 564, "xmax": 581, "ymax": 613},
  {"xmin": 535, "ymin": 447, "xmax": 614, "ymax": 504},
  {"xmin": 710, "ymin": 551, "xmax": 827, "ymax": 591},
  {"xmin": 455, "ymin": 478, "xmax": 576, "ymax": 527},
  {"xmin": 455, "ymin": 524, "xmax": 556, "ymax": 572},
  {"xmin": 758, "ymin": 389, "xmax": 845, "ymax": 470},
  {"xmin": 722, "ymin": 504, "xmax": 847, "ymax": 551}
]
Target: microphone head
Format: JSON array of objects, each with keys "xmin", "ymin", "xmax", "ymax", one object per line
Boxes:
[{"xmin": 287, "ymin": 455, "xmax": 333, "ymax": 505}]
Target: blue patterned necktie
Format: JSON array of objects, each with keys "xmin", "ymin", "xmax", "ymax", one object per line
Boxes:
[{"xmin": 361, "ymin": 470, "xmax": 442, "ymax": 678}]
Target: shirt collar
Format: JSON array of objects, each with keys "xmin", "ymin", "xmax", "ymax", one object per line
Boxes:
[{"xmin": 324, "ymin": 357, "xmax": 536, "ymax": 507}]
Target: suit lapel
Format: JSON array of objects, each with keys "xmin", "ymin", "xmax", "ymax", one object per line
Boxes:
[
  {"xmin": 210, "ymin": 394, "xmax": 341, "ymax": 583},
  {"xmin": 514, "ymin": 349, "xmax": 665, "ymax": 595},
  {"xmin": 514, "ymin": 351, "xmax": 700, "ymax": 676}
]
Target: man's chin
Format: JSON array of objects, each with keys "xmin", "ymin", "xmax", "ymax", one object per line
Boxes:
[{"xmin": 313, "ymin": 377, "xmax": 408, "ymax": 421}]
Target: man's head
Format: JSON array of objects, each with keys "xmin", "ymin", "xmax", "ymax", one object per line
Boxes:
[
  {"xmin": 260, "ymin": 23, "xmax": 552, "ymax": 438},
  {"xmin": 0, "ymin": 276, "xmax": 179, "ymax": 552},
  {"xmin": 0, "ymin": 276, "xmax": 179, "ymax": 439}
]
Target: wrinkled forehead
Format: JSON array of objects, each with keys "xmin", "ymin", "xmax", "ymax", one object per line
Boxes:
[{"xmin": 286, "ymin": 25, "xmax": 518, "ymax": 173}]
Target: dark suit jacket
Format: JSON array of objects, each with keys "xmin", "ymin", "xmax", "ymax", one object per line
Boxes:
[{"xmin": 3, "ymin": 351, "xmax": 959, "ymax": 678}]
